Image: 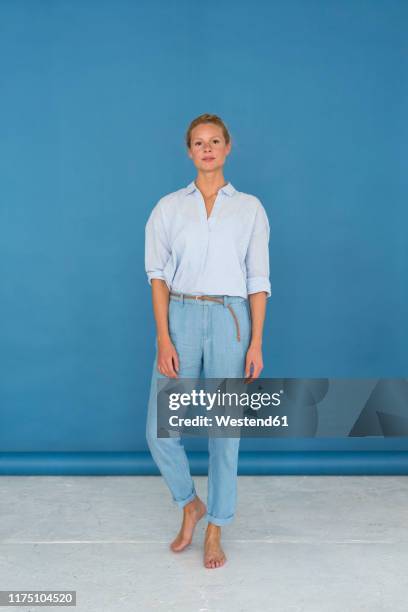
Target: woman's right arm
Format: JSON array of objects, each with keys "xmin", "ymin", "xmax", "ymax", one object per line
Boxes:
[
  {"xmin": 151, "ymin": 279, "xmax": 179, "ymax": 378},
  {"xmin": 145, "ymin": 201, "xmax": 179, "ymax": 378}
]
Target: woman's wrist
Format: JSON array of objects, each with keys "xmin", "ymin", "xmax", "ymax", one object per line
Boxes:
[{"xmin": 157, "ymin": 332, "xmax": 171, "ymax": 344}]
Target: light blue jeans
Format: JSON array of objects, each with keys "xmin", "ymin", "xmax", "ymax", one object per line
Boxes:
[{"xmin": 145, "ymin": 293, "xmax": 251, "ymax": 526}]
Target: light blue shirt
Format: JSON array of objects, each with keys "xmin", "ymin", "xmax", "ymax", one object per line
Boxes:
[{"xmin": 145, "ymin": 180, "xmax": 271, "ymax": 299}]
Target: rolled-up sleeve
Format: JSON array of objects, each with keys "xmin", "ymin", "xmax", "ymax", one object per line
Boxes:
[
  {"xmin": 245, "ymin": 201, "xmax": 271, "ymax": 298},
  {"xmin": 145, "ymin": 201, "xmax": 171, "ymax": 286}
]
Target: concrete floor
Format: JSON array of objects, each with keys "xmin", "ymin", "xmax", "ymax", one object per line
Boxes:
[{"xmin": 0, "ymin": 475, "xmax": 407, "ymax": 611}]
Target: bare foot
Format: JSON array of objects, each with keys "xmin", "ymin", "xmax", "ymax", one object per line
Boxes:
[
  {"xmin": 170, "ymin": 496, "xmax": 206, "ymax": 552},
  {"xmin": 204, "ymin": 523, "xmax": 226, "ymax": 569}
]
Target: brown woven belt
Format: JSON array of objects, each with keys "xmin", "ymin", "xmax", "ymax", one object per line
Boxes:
[{"xmin": 169, "ymin": 291, "xmax": 241, "ymax": 342}]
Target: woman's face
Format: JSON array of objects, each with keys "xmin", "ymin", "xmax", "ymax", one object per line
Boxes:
[{"xmin": 187, "ymin": 123, "xmax": 231, "ymax": 174}]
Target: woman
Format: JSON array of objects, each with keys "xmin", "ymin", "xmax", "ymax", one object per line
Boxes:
[{"xmin": 145, "ymin": 113, "xmax": 271, "ymax": 569}]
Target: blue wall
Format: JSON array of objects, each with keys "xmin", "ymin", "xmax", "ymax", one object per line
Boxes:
[{"xmin": 1, "ymin": 0, "xmax": 407, "ymax": 467}]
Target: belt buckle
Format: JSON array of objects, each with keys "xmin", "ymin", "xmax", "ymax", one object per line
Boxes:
[{"xmin": 195, "ymin": 295, "xmax": 200, "ymax": 301}]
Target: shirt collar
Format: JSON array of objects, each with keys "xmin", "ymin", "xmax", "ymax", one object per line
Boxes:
[{"xmin": 185, "ymin": 180, "xmax": 236, "ymax": 197}]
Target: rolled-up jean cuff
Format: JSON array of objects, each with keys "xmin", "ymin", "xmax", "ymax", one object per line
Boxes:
[
  {"xmin": 206, "ymin": 512, "xmax": 234, "ymax": 526},
  {"xmin": 175, "ymin": 487, "xmax": 197, "ymax": 509}
]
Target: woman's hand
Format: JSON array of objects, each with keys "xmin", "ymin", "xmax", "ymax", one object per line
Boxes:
[
  {"xmin": 157, "ymin": 336, "xmax": 179, "ymax": 378},
  {"xmin": 244, "ymin": 342, "xmax": 263, "ymax": 382}
]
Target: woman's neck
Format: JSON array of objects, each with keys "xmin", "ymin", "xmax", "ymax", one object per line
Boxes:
[{"xmin": 194, "ymin": 173, "xmax": 227, "ymax": 198}]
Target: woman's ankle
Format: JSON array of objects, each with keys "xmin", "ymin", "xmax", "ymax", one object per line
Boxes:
[
  {"xmin": 206, "ymin": 522, "xmax": 221, "ymax": 532},
  {"xmin": 183, "ymin": 496, "xmax": 200, "ymax": 513}
]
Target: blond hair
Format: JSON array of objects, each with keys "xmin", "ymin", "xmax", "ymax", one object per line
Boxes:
[{"xmin": 185, "ymin": 113, "xmax": 231, "ymax": 148}]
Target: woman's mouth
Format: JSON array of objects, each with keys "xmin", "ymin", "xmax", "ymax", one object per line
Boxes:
[{"xmin": 203, "ymin": 157, "xmax": 215, "ymax": 162}]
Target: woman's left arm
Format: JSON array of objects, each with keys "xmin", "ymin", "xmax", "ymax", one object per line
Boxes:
[
  {"xmin": 244, "ymin": 200, "xmax": 271, "ymax": 379},
  {"xmin": 245, "ymin": 292, "xmax": 267, "ymax": 378}
]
